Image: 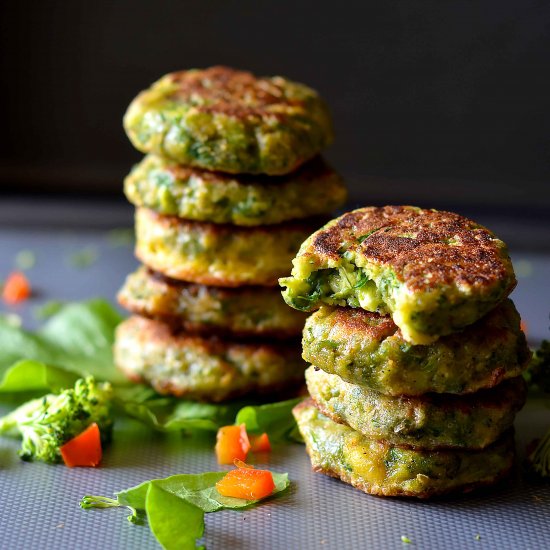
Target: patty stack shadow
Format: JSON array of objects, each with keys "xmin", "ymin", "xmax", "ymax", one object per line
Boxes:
[
  {"xmin": 281, "ymin": 205, "xmax": 531, "ymax": 498},
  {"xmin": 114, "ymin": 66, "xmax": 347, "ymax": 402}
]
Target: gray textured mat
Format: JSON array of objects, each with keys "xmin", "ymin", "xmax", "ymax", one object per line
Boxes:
[{"xmin": 1, "ymin": 224, "xmax": 549, "ymax": 549}]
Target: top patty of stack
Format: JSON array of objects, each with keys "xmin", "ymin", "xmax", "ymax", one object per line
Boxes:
[
  {"xmin": 280, "ymin": 205, "xmax": 516, "ymax": 344},
  {"xmin": 123, "ymin": 66, "xmax": 334, "ymax": 175}
]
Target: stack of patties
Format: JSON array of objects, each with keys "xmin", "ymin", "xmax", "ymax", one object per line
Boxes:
[
  {"xmin": 114, "ymin": 67, "xmax": 347, "ymax": 402},
  {"xmin": 281, "ymin": 206, "xmax": 531, "ymax": 498}
]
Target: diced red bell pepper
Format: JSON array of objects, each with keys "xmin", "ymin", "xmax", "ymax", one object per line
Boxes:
[
  {"xmin": 215, "ymin": 424, "xmax": 251, "ymax": 465},
  {"xmin": 60, "ymin": 422, "xmax": 102, "ymax": 468},
  {"xmin": 216, "ymin": 462, "xmax": 275, "ymax": 500}
]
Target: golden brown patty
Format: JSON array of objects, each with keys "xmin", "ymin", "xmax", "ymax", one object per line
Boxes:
[
  {"xmin": 118, "ymin": 266, "xmax": 306, "ymax": 339},
  {"xmin": 114, "ymin": 316, "xmax": 306, "ymax": 402},
  {"xmin": 293, "ymin": 400, "xmax": 515, "ymax": 498},
  {"xmin": 124, "ymin": 154, "xmax": 347, "ymax": 226},
  {"xmin": 302, "ymin": 300, "xmax": 530, "ymax": 395},
  {"xmin": 135, "ymin": 207, "xmax": 323, "ymax": 286},
  {"xmin": 281, "ymin": 205, "xmax": 516, "ymax": 344},
  {"xmin": 123, "ymin": 66, "xmax": 334, "ymax": 175}
]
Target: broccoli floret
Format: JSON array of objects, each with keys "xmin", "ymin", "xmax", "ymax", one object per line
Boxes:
[
  {"xmin": 0, "ymin": 376, "xmax": 113, "ymax": 463},
  {"xmin": 524, "ymin": 340, "xmax": 550, "ymax": 393}
]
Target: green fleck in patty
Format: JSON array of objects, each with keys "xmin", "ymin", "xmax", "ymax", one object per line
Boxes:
[
  {"xmin": 280, "ymin": 205, "xmax": 516, "ymax": 344},
  {"xmin": 124, "ymin": 66, "xmax": 334, "ymax": 175},
  {"xmin": 124, "ymin": 154, "xmax": 346, "ymax": 226}
]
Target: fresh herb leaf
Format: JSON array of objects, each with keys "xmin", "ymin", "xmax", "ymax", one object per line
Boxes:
[
  {"xmin": 86, "ymin": 470, "xmax": 290, "ymax": 515},
  {"xmin": 0, "ymin": 299, "xmax": 126, "ymax": 385},
  {"xmin": 114, "ymin": 385, "xmax": 241, "ymax": 432},
  {"xmin": 81, "ymin": 470, "xmax": 290, "ymax": 543},
  {"xmin": 146, "ymin": 483, "xmax": 205, "ymax": 550},
  {"xmin": 235, "ymin": 398, "xmax": 301, "ymax": 441},
  {"xmin": 0, "ymin": 360, "xmax": 78, "ymax": 394},
  {"xmin": 15, "ymin": 250, "xmax": 36, "ymax": 270}
]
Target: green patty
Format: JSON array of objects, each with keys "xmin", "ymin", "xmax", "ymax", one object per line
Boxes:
[
  {"xmin": 293, "ymin": 401, "xmax": 515, "ymax": 498},
  {"xmin": 281, "ymin": 206, "xmax": 516, "ymax": 344},
  {"xmin": 115, "ymin": 316, "xmax": 306, "ymax": 402},
  {"xmin": 302, "ymin": 301, "xmax": 529, "ymax": 395},
  {"xmin": 118, "ymin": 266, "xmax": 306, "ymax": 339},
  {"xmin": 124, "ymin": 66, "xmax": 333, "ymax": 175},
  {"xmin": 124, "ymin": 154, "xmax": 347, "ymax": 226},
  {"xmin": 135, "ymin": 208, "xmax": 322, "ymax": 287},
  {"xmin": 306, "ymin": 366, "xmax": 526, "ymax": 450}
]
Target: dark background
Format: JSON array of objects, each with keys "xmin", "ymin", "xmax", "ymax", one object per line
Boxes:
[{"xmin": 0, "ymin": 0, "xmax": 549, "ymax": 211}]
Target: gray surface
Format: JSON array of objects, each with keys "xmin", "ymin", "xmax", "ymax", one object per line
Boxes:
[{"xmin": 1, "ymin": 221, "xmax": 550, "ymax": 550}]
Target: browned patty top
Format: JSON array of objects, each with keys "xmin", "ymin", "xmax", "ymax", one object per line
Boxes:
[
  {"xmin": 310, "ymin": 205, "xmax": 514, "ymax": 292},
  {"xmin": 167, "ymin": 66, "xmax": 310, "ymax": 118}
]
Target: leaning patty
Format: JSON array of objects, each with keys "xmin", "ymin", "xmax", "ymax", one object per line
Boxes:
[
  {"xmin": 125, "ymin": 154, "xmax": 346, "ymax": 226},
  {"xmin": 302, "ymin": 300, "xmax": 530, "ymax": 395},
  {"xmin": 123, "ymin": 66, "xmax": 334, "ymax": 175},
  {"xmin": 306, "ymin": 366, "xmax": 526, "ymax": 450},
  {"xmin": 281, "ymin": 206, "xmax": 516, "ymax": 344},
  {"xmin": 115, "ymin": 316, "xmax": 306, "ymax": 402},
  {"xmin": 135, "ymin": 208, "xmax": 322, "ymax": 287},
  {"xmin": 293, "ymin": 400, "xmax": 515, "ymax": 498},
  {"xmin": 118, "ymin": 266, "xmax": 306, "ymax": 339}
]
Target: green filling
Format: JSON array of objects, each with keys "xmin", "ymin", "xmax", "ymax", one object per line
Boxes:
[{"xmin": 282, "ymin": 262, "xmax": 508, "ymax": 344}]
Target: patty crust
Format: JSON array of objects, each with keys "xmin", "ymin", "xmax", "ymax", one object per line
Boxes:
[
  {"xmin": 135, "ymin": 208, "xmax": 322, "ymax": 287},
  {"xmin": 118, "ymin": 266, "xmax": 306, "ymax": 339},
  {"xmin": 293, "ymin": 400, "xmax": 515, "ymax": 498},
  {"xmin": 115, "ymin": 316, "xmax": 306, "ymax": 402},
  {"xmin": 281, "ymin": 206, "xmax": 516, "ymax": 344},
  {"xmin": 302, "ymin": 300, "xmax": 530, "ymax": 395},
  {"xmin": 125, "ymin": 154, "xmax": 347, "ymax": 226},
  {"xmin": 123, "ymin": 66, "xmax": 334, "ymax": 175},
  {"xmin": 306, "ymin": 366, "xmax": 526, "ymax": 449}
]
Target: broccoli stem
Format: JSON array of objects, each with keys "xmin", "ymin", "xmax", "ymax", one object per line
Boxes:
[
  {"xmin": 80, "ymin": 495, "xmax": 143, "ymax": 525},
  {"xmin": 80, "ymin": 495, "xmax": 120, "ymax": 509}
]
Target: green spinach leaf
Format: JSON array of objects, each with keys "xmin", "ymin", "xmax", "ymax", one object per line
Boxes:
[
  {"xmin": 0, "ymin": 360, "xmax": 78, "ymax": 394},
  {"xmin": 235, "ymin": 398, "xmax": 302, "ymax": 441},
  {"xmin": 0, "ymin": 299, "xmax": 126, "ymax": 385},
  {"xmin": 146, "ymin": 483, "xmax": 205, "ymax": 550}
]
